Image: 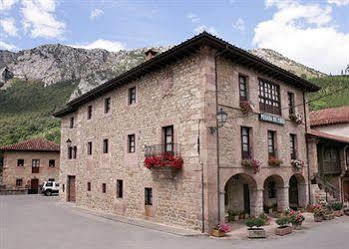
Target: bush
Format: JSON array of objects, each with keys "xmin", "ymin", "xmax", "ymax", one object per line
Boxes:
[
  {"xmin": 331, "ymin": 202, "xmax": 343, "ymax": 211},
  {"xmin": 276, "ymin": 217, "xmax": 290, "ymax": 228},
  {"xmin": 227, "ymin": 210, "xmax": 239, "ymax": 221},
  {"xmin": 245, "ymin": 218, "xmax": 265, "ymax": 228}
]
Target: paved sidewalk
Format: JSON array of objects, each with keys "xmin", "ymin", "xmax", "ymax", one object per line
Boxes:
[
  {"xmin": 60, "ymin": 201, "xmax": 204, "ymax": 237},
  {"xmin": 1, "ymin": 195, "xmax": 349, "ymax": 249}
]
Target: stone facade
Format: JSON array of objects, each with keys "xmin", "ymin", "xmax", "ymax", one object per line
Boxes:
[
  {"xmin": 1, "ymin": 151, "xmax": 60, "ymax": 189},
  {"xmin": 57, "ymin": 35, "xmax": 316, "ymax": 232}
]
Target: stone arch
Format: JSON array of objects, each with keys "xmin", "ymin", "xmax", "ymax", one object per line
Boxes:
[
  {"xmin": 263, "ymin": 175, "xmax": 288, "ymax": 213},
  {"xmin": 223, "ymin": 173, "xmax": 262, "ymax": 220},
  {"xmin": 289, "ymin": 173, "xmax": 307, "ymax": 209}
]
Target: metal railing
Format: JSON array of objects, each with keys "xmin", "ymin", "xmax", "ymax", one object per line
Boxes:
[{"xmin": 144, "ymin": 143, "xmax": 181, "ymax": 157}]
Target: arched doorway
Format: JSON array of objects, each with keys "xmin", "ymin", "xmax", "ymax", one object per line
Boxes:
[
  {"xmin": 289, "ymin": 174, "xmax": 307, "ymax": 210},
  {"xmin": 224, "ymin": 173, "xmax": 257, "ymax": 217},
  {"xmin": 263, "ymin": 175, "xmax": 285, "ymax": 213}
]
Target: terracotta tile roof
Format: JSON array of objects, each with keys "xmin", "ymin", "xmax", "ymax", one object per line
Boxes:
[
  {"xmin": 0, "ymin": 138, "xmax": 60, "ymax": 152},
  {"xmin": 310, "ymin": 106, "xmax": 349, "ymax": 127},
  {"xmin": 308, "ymin": 129, "xmax": 349, "ymax": 144}
]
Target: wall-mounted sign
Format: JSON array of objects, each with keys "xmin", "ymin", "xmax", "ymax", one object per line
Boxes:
[{"xmin": 259, "ymin": 113, "xmax": 285, "ymax": 125}]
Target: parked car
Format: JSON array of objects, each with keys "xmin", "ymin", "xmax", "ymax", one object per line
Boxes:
[{"xmin": 42, "ymin": 181, "xmax": 59, "ymax": 196}]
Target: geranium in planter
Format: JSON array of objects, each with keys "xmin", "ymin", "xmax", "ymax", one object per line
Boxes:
[
  {"xmin": 289, "ymin": 113, "xmax": 303, "ymax": 125},
  {"xmin": 245, "ymin": 218, "xmax": 266, "ymax": 238},
  {"xmin": 144, "ymin": 153, "xmax": 183, "ymax": 169},
  {"xmin": 268, "ymin": 157, "xmax": 283, "ymax": 167},
  {"xmin": 241, "ymin": 158, "xmax": 261, "ymax": 174},
  {"xmin": 211, "ymin": 223, "xmax": 231, "ymax": 237},
  {"xmin": 291, "ymin": 159, "xmax": 304, "ymax": 170},
  {"xmin": 240, "ymin": 100, "xmax": 253, "ymax": 115},
  {"xmin": 275, "ymin": 216, "xmax": 292, "ymax": 236},
  {"xmin": 331, "ymin": 202, "xmax": 344, "ymax": 217},
  {"xmin": 313, "ymin": 204, "xmax": 325, "ymax": 222},
  {"xmin": 286, "ymin": 209, "xmax": 305, "ymax": 229}
]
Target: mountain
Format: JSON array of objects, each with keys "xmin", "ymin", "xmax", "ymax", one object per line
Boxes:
[
  {"xmin": 249, "ymin": 48, "xmax": 326, "ymax": 78},
  {"xmin": 1, "ymin": 44, "xmax": 325, "ymax": 99}
]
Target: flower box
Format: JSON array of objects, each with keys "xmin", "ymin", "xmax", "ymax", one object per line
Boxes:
[
  {"xmin": 241, "ymin": 159, "xmax": 261, "ymax": 174},
  {"xmin": 268, "ymin": 157, "xmax": 283, "ymax": 167},
  {"xmin": 240, "ymin": 100, "xmax": 253, "ymax": 115},
  {"xmin": 275, "ymin": 226, "xmax": 292, "ymax": 236},
  {"xmin": 211, "ymin": 229, "xmax": 225, "ymax": 237},
  {"xmin": 144, "ymin": 153, "xmax": 183, "ymax": 170},
  {"xmin": 248, "ymin": 228, "xmax": 266, "ymax": 239},
  {"xmin": 314, "ymin": 215, "xmax": 323, "ymax": 222},
  {"xmin": 289, "ymin": 113, "xmax": 303, "ymax": 125},
  {"xmin": 291, "ymin": 159, "xmax": 304, "ymax": 170}
]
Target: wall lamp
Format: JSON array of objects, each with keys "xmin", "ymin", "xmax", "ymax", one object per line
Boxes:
[{"xmin": 209, "ymin": 108, "xmax": 228, "ymax": 134}]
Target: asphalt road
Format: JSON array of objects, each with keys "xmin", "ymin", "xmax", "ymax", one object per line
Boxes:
[{"xmin": 1, "ymin": 195, "xmax": 348, "ymax": 249}]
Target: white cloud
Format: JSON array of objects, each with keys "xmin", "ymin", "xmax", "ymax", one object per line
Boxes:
[
  {"xmin": 69, "ymin": 39, "xmax": 126, "ymax": 52},
  {"xmin": 187, "ymin": 13, "xmax": 200, "ymax": 23},
  {"xmin": 0, "ymin": 0, "xmax": 18, "ymax": 11},
  {"xmin": 253, "ymin": 0, "xmax": 349, "ymax": 74},
  {"xmin": 0, "ymin": 17, "xmax": 18, "ymax": 36},
  {"xmin": 328, "ymin": 0, "xmax": 349, "ymax": 6},
  {"xmin": 194, "ymin": 25, "xmax": 218, "ymax": 36},
  {"xmin": 90, "ymin": 8, "xmax": 104, "ymax": 20},
  {"xmin": 0, "ymin": 40, "xmax": 17, "ymax": 50},
  {"xmin": 21, "ymin": 0, "xmax": 65, "ymax": 39},
  {"xmin": 232, "ymin": 18, "xmax": 245, "ymax": 32}
]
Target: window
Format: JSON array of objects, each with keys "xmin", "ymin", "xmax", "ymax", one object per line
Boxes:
[
  {"xmin": 32, "ymin": 159, "xmax": 40, "ymax": 173},
  {"xmin": 259, "ymin": 79, "xmax": 281, "ymax": 115},
  {"xmin": 87, "ymin": 105, "xmax": 92, "ymax": 119},
  {"xmin": 16, "ymin": 179, "xmax": 23, "ymax": 187},
  {"xmin": 73, "ymin": 146, "xmax": 77, "ymax": 159},
  {"xmin": 49, "ymin": 160, "xmax": 55, "ymax": 167},
  {"xmin": 116, "ymin": 180, "xmax": 123, "ymax": 198},
  {"xmin": 104, "ymin": 97, "xmax": 111, "ymax": 113},
  {"xmin": 290, "ymin": 134, "xmax": 297, "ymax": 160},
  {"xmin": 17, "ymin": 159, "xmax": 24, "ymax": 167},
  {"xmin": 288, "ymin": 92, "xmax": 295, "ymax": 115},
  {"xmin": 62, "ymin": 184, "xmax": 65, "ymax": 192},
  {"xmin": 145, "ymin": 187, "xmax": 152, "ymax": 205},
  {"xmin": 239, "ymin": 75, "xmax": 248, "ymax": 101},
  {"xmin": 70, "ymin": 117, "xmax": 74, "ymax": 128},
  {"xmin": 48, "ymin": 178, "xmax": 55, "ymax": 182},
  {"xmin": 128, "ymin": 87, "xmax": 136, "ymax": 105},
  {"xmin": 267, "ymin": 131, "xmax": 276, "ymax": 158},
  {"xmin": 87, "ymin": 142, "xmax": 92, "ymax": 155},
  {"xmin": 68, "ymin": 146, "xmax": 73, "ymax": 159},
  {"xmin": 241, "ymin": 127, "xmax": 251, "ymax": 159},
  {"xmin": 268, "ymin": 181, "xmax": 276, "ymax": 198},
  {"xmin": 102, "ymin": 183, "xmax": 106, "ymax": 193},
  {"xmin": 103, "ymin": 139, "xmax": 109, "ymax": 154},
  {"xmin": 87, "ymin": 182, "xmax": 91, "ymax": 191},
  {"xmin": 163, "ymin": 126, "xmax": 174, "ymax": 153},
  {"xmin": 128, "ymin": 134, "xmax": 135, "ymax": 153}
]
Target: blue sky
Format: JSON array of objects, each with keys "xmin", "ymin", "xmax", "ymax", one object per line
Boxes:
[{"xmin": 0, "ymin": 0, "xmax": 348, "ymax": 74}]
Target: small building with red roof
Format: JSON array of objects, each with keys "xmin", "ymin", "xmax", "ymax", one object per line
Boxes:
[
  {"xmin": 0, "ymin": 138, "xmax": 60, "ymax": 193},
  {"xmin": 308, "ymin": 106, "xmax": 349, "ymax": 204}
]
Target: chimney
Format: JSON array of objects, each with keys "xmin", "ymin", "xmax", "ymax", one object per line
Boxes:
[{"xmin": 145, "ymin": 48, "xmax": 158, "ymax": 61}]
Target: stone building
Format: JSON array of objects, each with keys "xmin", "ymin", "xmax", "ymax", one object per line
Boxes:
[
  {"xmin": 0, "ymin": 138, "xmax": 60, "ymax": 193},
  {"xmin": 54, "ymin": 32, "xmax": 320, "ymax": 232},
  {"xmin": 307, "ymin": 106, "xmax": 349, "ymax": 203}
]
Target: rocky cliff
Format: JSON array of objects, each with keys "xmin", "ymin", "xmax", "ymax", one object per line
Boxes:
[{"xmin": 0, "ymin": 44, "xmax": 325, "ymax": 100}]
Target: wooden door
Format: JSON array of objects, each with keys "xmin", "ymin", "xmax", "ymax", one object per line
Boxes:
[
  {"xmin": 289, "ymin": 176, "xmax": 299, "ymax": 208},
  {"xmin": 243, "ymin": 184, "xmax": 250, "ymax": 214},
  {"xmin": 68, "ymin": 176, "xmax": 76, "ymax": 202},
  {"xmin": 30, "ymin": 179, "xmax": 39, "ymax": 194}
]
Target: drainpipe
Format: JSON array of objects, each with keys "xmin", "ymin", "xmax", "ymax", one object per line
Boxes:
[
  {"xmin": 214, "ymin": 47, "xmax": 228, "ymax": 223},
  {"xmin": 303, "ymin": 91, "xmax": 312, "ymax": 204}
]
